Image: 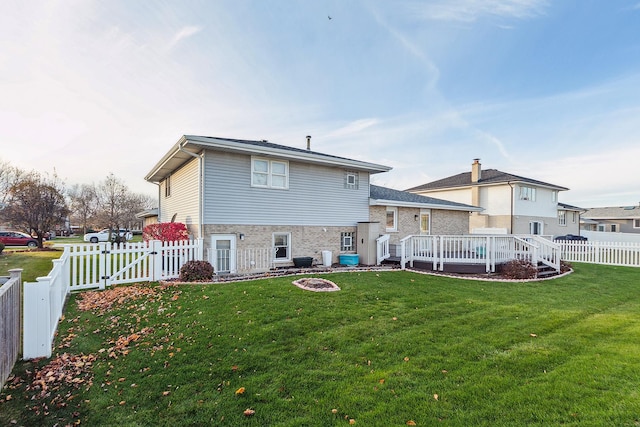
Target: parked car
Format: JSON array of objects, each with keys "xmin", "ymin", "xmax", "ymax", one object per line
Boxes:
[
  {"xmin": 83, "ymin": 229, "xmax": 133, "ymax": 243},
  {"xmin": 554, "ymin": 234, "xmax": 587, "ymax": 241},
  {"xmin": 0, "ymin": 231, "xmax": 39, "ymax": 247}
]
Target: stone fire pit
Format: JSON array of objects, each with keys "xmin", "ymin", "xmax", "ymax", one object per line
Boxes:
[{"xmin": 292, "ymin": 277, "xmax": 340, "ymax": 292}]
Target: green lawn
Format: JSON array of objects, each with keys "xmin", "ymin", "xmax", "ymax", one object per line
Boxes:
[
  {"xmin": 1, "ymin": 264, "xmax": 640, "ymax": 426},
  {"xmin": 0, "ymin": 250, "xmax": 62, "ymax": 282}
]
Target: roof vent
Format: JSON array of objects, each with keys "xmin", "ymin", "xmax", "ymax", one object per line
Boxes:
[{"xmin": 306, "ymin": 135, "xmax": 311, "ymax": 150}]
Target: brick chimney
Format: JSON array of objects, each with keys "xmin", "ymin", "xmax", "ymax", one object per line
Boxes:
[{"xmin": 471, "ymin": 158, "xmax": 481, "ymax": 183}]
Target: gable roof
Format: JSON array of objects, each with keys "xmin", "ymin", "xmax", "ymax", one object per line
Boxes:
[
  {"xmin": 145, "ymin": 135, "xmax": 392, "ymax": 183},
  {"xmin": 583, "ymin": 205, "xmax": 640, "ymax": 219},
  {"xmin": 370, "ymin": 185, "xmax": 482, "ymax": 212},
  {"xmin": 558, "ymin": 202, "xmax": 584, "ymax": 212},
  {"xmin": 406, "ymin": 169, "xmax": 569, "ymax": 192}
]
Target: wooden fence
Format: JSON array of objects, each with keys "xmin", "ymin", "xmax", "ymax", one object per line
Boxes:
[
  {"xmin": 0, "ymin": 269, "xmax": 22, "ymax": 389},
  {"xmin": 559, "ymin": 240, "xmax": 640, "ymax": 267}
]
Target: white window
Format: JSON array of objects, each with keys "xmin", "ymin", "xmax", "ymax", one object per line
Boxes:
[
  {"xmin": 344, "ymin": 171, "xmax": 359, "ymax": 190},
  {"xmin": 252, "ymin": 158, "xmax": 289, "ymax": 189},
  {"xmin": 597, "ymin": 224, "xmax": 605, "ymax": 232},
  {"xmin": 164, "ymin": 175, "xmax": 171, "ymax": 197},
  {"xmin": 519, "ymin": 186, "xmax": 536, "ymax": 201},
  {"xmin": 420, "ymin": 211, "xmax": 430, "ymax": 234},
  {"xmin": 341, "ymin": 232, "xmax": 356, "ymax": 252},
  {"xmin": 572, "ymin": 212, "xmax": 577, "ymax": 223},
  {"xmin": 634, "ymin": 219, "xmax": 640, "ymax": 229},
  {"xmin": 558, "ymin": 211, "xmax": 566, "ymax": 226},
  {"xmin": 386, "ymin": 207, "xmax": 398, "ymax": 232},
  {"xmin": 530, "ymin": 221, "xmax": 543, "ymax": 235},
  {"xmin": 610, "ymin": 224, "xmax": 618, "ymax": 232},
  {"xmin": 273, "ymin": 232, "xmax": 291, "ymax": 261}
]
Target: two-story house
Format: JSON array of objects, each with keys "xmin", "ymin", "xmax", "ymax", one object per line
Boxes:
[
  {"xmin": 145, "ymin": 135, "xmax": 480, "ymax": 272},
  {"xmin": 406, "ymin": 159, "xmax": 581, "ymax": 237}
]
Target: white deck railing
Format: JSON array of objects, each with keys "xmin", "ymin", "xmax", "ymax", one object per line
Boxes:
[
  {"xmin": 399, "ymin": 235, "xmax": 560, "ymax": 274},
  {"xmin": 207, "ymin": 247, "xmax": 275, "ymax": 274},
  {"xmin": 376, "ymin": 235, "xmax": 391, "ymax": 265}
]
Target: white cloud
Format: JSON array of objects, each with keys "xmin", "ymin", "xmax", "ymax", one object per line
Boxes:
[
  {"xmin": 407, "ymin": 0, "xmax": 549, "ymax": 22},
  {"xmin": 166, "ymin": 25, "xmax": 203, "ymax": 51}
]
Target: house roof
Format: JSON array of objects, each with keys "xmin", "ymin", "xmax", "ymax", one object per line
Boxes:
[
  {"xmin": 582, "ymin": 205, "xmax": 640, "ymax": 219},
  {"xmin": 558, "ymin": 202, "xmax": 584, "ymax": 212},
  {"xmin": 135, "ymin": 208, "xmax": 159, "ymax": 219},
  {"xmin": 145, "ymin": 135, "xmax": 392, "ymax": 183},
  {"xmin": 370, "ymin": 185, "xmax": 482, "ymax": 212},
  {"xmin": 406, "ymin": 169, "xmax": 569, "ymax": 192}
]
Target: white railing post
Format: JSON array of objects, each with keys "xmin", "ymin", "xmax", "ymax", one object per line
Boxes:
[{"xmin": 23, "ymin": 277, "xmax": 53, "ymax": 359}]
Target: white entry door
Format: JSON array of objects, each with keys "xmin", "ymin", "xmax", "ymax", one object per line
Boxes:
[{"xmin": 211, "ymin": 235, "xmax": 236, "ymax": 274}]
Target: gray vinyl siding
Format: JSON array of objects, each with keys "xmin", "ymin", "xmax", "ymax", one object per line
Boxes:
[
  {"xmin": 160, "ymin": 157, "xmax": 200, "ymax": 228},
  {"xmin": 202, "ymin": 150, "xmax": 370, "ymax": 226}
]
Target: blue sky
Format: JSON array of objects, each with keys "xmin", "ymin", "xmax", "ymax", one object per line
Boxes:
[{"xmin": 2, "ymin": 0, "xmax": 639, "ymax": 207}]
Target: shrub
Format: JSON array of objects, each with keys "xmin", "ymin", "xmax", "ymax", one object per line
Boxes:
[
  {"xmin": 501, "ymin": 259, "xmax": 537, "ymax": 280},
  {"xmin": 179, "ymin": 260, "xmax": 214, "ymax": 282},
  {"xmin": 0, "ymin": 242, "xmax": 4, "ymax": 255},
  {"xmin": 143, "ymin": 222, "xmax": 189, "ymax": 242}
]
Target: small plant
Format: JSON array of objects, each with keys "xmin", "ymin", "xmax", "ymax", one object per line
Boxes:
[
  {"xmin": 501, "ymin": 259, "xmax": 537, "ymax": 280},
  {"xmin": 179, "ymin": 260, "xmax": 214, "ymax": 282}
]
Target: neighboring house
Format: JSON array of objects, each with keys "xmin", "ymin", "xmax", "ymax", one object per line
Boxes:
[
  {"xmin": 406, "ymin": 159, "xmax": 580, "ymax": 237},
  {"xmin": 369, "ymin": 184, "xmax": 482, "ymax": 248},
  {"xmin": 135, "ymin": 208, "xmax": 159, "ymax": 228},
  {"xmin": 581, "ymin": 205, "xmax": 640, "ymax": 234},
  {"xmin": 145, "ymin": 135, "xmax": 480, "ymax": 272}
]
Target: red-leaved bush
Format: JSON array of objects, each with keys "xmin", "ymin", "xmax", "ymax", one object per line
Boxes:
[{"xmin": 142, "ymin": 222, "xmax": 189, "ymax": 242}]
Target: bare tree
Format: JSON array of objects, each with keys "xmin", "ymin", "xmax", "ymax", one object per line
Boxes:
[
  {"xmin": 67, "ymin": 183, "xmax": 98, "ymax": 234},
  {"xmin": 0, "ymin": 159, "xmax": 24, "ymax": 209},
  {"xmin": 1, "ymin": 170, "xmax": 69, "ymax": 248},
  {"xmin": 94, "ymin": 173, "xmax": 154, "ymax": 243}
]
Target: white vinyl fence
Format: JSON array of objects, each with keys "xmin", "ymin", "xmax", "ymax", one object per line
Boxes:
[
  {"xmin": 559, "ymin": 240, "xmax": 640, "ymax": 267},
  {"xmin": 0, "ymin": 269, "xmax": 22, "ymax": 389},
  {"xmin": 23, "ymin": 239, "xmax": 203, "ymax": 359}
]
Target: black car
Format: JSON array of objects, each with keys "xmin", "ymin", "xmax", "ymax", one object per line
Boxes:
[{"xmin": 554, "ymin": 234, "xmax": 587, "ymax": 241}]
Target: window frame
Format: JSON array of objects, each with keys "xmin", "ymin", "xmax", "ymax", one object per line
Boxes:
[
  {"xmin": 344, "ymin": 171, "xmax": 359, "ymax": 190},
  {"xmin": 386, "ymin": 207, "xmax": 398, "ymax": 232},
  {"xmin": 419, "ymin": 210, "xmax": 431, "ymax": 234},
  {"xmin": 634, "ymin": 219, "xmax": 640, "ymax": 229},
  {"xmin": 164, "ymin": 174, "xmax": 171, "ymax": 198},
  {"xmin": 251, "ymin": 157, "xmax": 289, "ymax": 189},
  {"xmin": 272, "ymin": 232, "xmax": 291, "ymax": 262},
  {"xmin": 558, "ymin": 210, "xmax": 566, "ymax": 226},
  {"xmin": 519, "ymin": 185, "xmax": 536, "ymax": 201},
  {"xmin": 340, "ymin": 232, "xmax": 356, "ymax": 252}
]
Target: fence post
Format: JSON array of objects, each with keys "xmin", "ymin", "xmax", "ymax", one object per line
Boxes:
[
  {"xmin": 23, "ymin": 277, "xmax": 53, "ymax": 359},
  {"xmin": 150, "ymin": 240, "xmax": 163, "ymax": 281}
]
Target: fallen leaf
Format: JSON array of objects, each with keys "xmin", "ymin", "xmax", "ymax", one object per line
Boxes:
[
  {"xmin": 243, "ymin": 408, "xmax": 255, "ymax": 417},
  {"xmin": 235, "ymin": 387, "xmax": 245, "ymax": 395},
  {"xmin": 403, "ymin": 357, "xmax": 410, "ymax": 362},
  {"xmin": 407, "ymin": 421, "xmax": 417, "ymax": 426},
  {"xmin": 530, "ymin": 333, "xmax": 538, "ymax": 337},
  {"xmin": 433, "ymin": 394, "xmax": 439, "ymax": 401},
  {"xmin": 162, "ymin": 391, "xmax": 171, "ymax": 396},
  {"xmin": 331, "ymin": 408, "xmax": 338, "ymax": 414},
  {"xmin": 349, "ymin": 419, "xmax": 356, "ymax": 425}
]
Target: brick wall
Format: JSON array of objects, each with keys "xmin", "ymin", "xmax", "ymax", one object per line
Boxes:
[{"xmin": 202, "ymin": 224, "xmax": 356, "ymax": 266}]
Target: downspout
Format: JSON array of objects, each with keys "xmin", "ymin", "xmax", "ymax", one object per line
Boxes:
[
  {"xmin": 178, "ymin": 143, "xmax": 204, "ymax": 240},
  {"xmin": 507, "ymin": 181, "xmax": 515, "ymax": 234}
]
